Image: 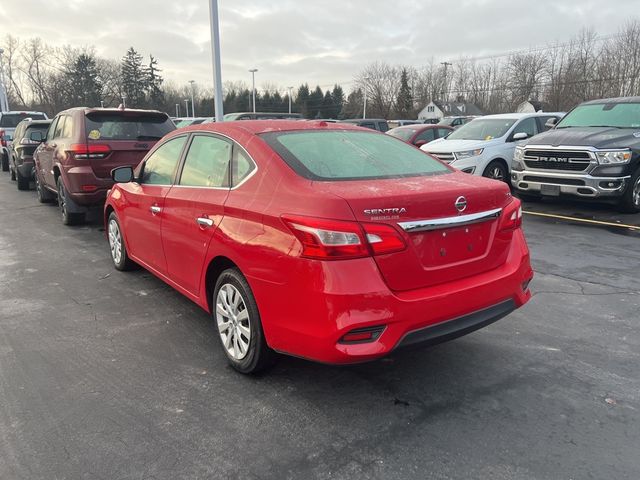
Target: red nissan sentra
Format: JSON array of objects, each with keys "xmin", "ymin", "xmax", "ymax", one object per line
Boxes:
[{"xmin": 104, "ymin": 121, "xmax": 533, "ymax": 373}]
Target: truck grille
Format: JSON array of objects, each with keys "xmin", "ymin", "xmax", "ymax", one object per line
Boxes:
[
  {"xmin": 427, "ymin": 151, "xmax": 455, "ymax": 163},
  {"xmin": 523, "ymin": 149, "xmax": 591, "ymax": 172}
]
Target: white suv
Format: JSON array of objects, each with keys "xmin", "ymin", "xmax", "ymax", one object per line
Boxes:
[{"xmin": 422, "ymin": 113, "xmax": 564, "ymax": 182}]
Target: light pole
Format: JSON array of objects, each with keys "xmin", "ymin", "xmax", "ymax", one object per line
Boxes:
[
  {"xmin": 184, "ymin": 99, "xmax": 189, "ymax": 117},
  {"xmin": 175, "ymin": 103, "xmax": 180, "ymax": 117},
  {"xmin": 288, "ymin": 86, "xmax": 293, "ymax": 114},
  {"xmin": 189, "ymin": 80, "xmax": 196, "ymax": 117},
  {"xmin": 249, "ymin": 68, "xmax": 258, "ymax": 113},
  {"xmin": 363, "ymin": 76, "xmax": 370, "ymax": 119},
  {"xmin": 0, "ymin": 48, "xmax": 10, "ymax": 112},
  {"xmin": 121, "ymin": 93, "xmax": 127, "ymax": 109},
  {"xmin": 208, "ymin": 0, "xmax": 224, "ymax": 122}
]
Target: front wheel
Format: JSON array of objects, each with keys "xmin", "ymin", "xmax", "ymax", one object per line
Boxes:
[
  {"xmin": 482, "ymin": 160, "xmax": 508, "ymax": 183},
  {"xmin": 1, "ymin": 153, "xmax": 9, "ymax": 172},
  {"xmin": 107, "ymin": 212, "xmax": 136, "ymax": 271},
  {"xmin": 213, "ymin": 268, "xmax": 276, "ymax": 374},
  {"xmin": 618, "ymin": 168, "xmax": 640, "ymax": 213}
]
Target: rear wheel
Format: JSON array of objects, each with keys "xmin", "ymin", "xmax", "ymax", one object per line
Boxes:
[
  {"xmin": 213, "ymin": 268, "xmax": 276, "ymax": 374},
  {"xmin": 57, "ymin": 177, "xmax": 85, "ymax": 225},
  {"xmin": 618, "ymin": 168, "xmax": 640, "ymax": 213},
  {"xmin": 1, "ymin": 153, "xmax": 9, "ymax": 172},
  {"xmin": 16, "ymin": 170, "xmax": 29, "ymax": 190},
  {"xmin": 107, "ymin": 212, "xmax": 136, "ymax": 271},
  {"xmin": 35, "ymin": 174, "xmax": 55, "ymax": 203},
  {"xmin": 482, "ymin": 160, "xmax": 508, "ymax": 183}
]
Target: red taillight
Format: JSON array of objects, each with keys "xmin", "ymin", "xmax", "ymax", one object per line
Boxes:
[
  {"xmin": 68, "ymin": 143, "xmax": 111, "ymax": 160},
  {"xmin": 339, "ymin": 325, "xmax": 386, "ymax": 344},
  {"xmin": 282, "ymin": 215, "xmax": 407, "ymax": 260},
  {"xmin": 81, "ymin": 185, "xmax": 98, "ymax": 192},
  {"xmin": 0, "ymin": 129, "xmax": 6, "ymax": 147},
  {"xmin": 499, "ymin": 198, "xmax": 523, "ymax": 231}
]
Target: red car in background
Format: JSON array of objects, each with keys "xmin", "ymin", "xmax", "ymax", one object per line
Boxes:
[
  {"xmin": 387, "ymin": 124, "xmax": 454, "ymax": 148},
  {"xmin": 105, "ymin": 121, "xmax": 533, "ymax": 374}
]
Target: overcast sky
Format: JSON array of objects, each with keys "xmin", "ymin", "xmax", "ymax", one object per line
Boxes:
[{"xmin": 1, "ymin": 0, "xmax": 639, "ymax": 92}]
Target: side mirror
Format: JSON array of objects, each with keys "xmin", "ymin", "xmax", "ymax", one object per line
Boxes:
[
  {"xmin": 545, "ymin": 117, "xmax": 559, "ymax": 129},
  {"xmin": 30, "ymin": 131, "xmax": 45, "ymax": 143},
  {"xmin": 512, "ymin": 132, "xmax": 529, "ymax": 141},
  {"xmin": 414, "ymin": 139, "xmax": 428, "ymax": 147},
  {"xmin": 111, "ymin": 166, "xmax": 134, "ymax": 183}
]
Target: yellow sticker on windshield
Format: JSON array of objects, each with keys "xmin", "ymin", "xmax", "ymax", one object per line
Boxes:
[
  {"xmin": 485, "ymin": 135, "xmax": 493, "ymax": 140},
  {"xmin": 88, "ymin": 129, "xmax": 101, "ymax": 140}
]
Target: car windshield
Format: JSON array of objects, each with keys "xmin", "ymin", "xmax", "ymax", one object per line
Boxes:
[
  {"xmin": 0, "ymin": 113, "xmax": 47, "ymax": 128},
  {"xmin": 84, "ymin": 113, "xmax": 175, "ymax": 141},
  {"xmin": 261, "ymin": 130, "xmax": 449, "ymax": 181},
  {"xmin": 387, "ymin": 127, "xmax": 418, "ymax": 141},
  {"xmin": 556, "ymin": 102, "xmax": 640, "ymax": 129},
  {"xmin": 446, "ymin": 118, "xmax": 516, "ymax": 141}
]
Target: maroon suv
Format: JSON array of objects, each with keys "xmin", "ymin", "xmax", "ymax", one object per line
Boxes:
[{"xmin": 33, "ymin": 107, "xmax": 175, "ymax": 225}]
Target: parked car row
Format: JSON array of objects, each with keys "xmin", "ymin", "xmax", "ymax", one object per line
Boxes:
[{"xmin": 3, "ymin": 110, "xmax": 534, "ymax": 374}]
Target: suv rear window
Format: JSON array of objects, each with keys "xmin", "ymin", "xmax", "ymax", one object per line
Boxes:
[
  {"xmin": 261, "ymin": 130, "xmax": 450, "ymax": 181},
  {"xmin": 85, "ymin": 113, "xmax": 175, "ymax": 141},
  {"xmin": 0, "ymin": 113, "xmax": 47, "ymax": 128}
]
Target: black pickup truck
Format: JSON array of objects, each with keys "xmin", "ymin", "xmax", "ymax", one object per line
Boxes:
[{"xmin": 511, "ymin": 96, "xmax": 640, "ymax": 213}]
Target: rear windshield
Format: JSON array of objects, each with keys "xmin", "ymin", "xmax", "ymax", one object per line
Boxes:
[
  {"xmin": 387, "ymin": 127, "xmax": 418, "ymax": 141},
  {"xmin": 84, "ymin": 113, "xmax": 175, "ymax": 141},
  {"xmin": 1, "ymin": 113, "xmax": 47, "ymax": 128},
  {"xmin": 25, "ymin": 124, "xmax": 50, "ymax": 134},
  {"xmin": 261, "ymin": 130, "xmax": 450, "ymax": 181}
]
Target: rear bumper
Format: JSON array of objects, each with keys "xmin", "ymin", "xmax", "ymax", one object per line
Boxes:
[
  {"xmin": 253, "ymin": 228, "xmax": 532, "ymax": 364},
  {"xmin": 61, "ymin": 165, "xmax": 113, "ymax": 206},
  {"xmin": 511, "ymin": 169, "xmax": 629, "ymax": 199}
]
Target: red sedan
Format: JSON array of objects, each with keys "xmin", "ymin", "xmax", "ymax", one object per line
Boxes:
[
  {"xmin": 105, "ymin": 121, "xmax": 532, "ymax": 373},
  {"xmin": 387, "ymin": 124, "xmax": 454, "ymax": 147}
]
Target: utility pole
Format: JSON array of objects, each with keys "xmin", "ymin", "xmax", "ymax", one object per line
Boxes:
[
  {"xmin": 189, "ymin": 80, "xmax": 196, "ymax": 117},
  {"xmin": 440, "ymin": 61, "xmax": 452, "ymax": 102},
  {"xmin": 249, "ymin": 68, "xmax": 258, "ymax": 113},
  {"xmin": 184, "ymin": 99, "xmax": 189, "ymax": 117},
  {"xmin": 208, "ymin": 0, "xmax": 224, "ymax": 122},
  {"xmin": 288, "ymin": 86, "xmax": 293, "ymax": 114},
  {"xmin": 363, "ymin": 76, "xmax": 370, "ymax": 119},
  {"xmin": 175, "ymin": 103, "xmax": 180, "ymax": 117},
  {"xmin": 121, "ymin": 93, "xmax": 127, "ymax": 109},
  {"xmin": 0, "ymin": 48, "xmax": 9, "ymax": 112}
]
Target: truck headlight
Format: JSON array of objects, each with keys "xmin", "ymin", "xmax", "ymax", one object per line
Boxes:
[
  {"xmin": 514, "ymin": 146, "xmax": 525, "ymax": 161},
  {"xmin": 455, "ymin": 148, "xmax": 484, "ymax": 160},
  {"xmin": 595, "ymin": 150, "xmax": 632, "ymax": 164}
]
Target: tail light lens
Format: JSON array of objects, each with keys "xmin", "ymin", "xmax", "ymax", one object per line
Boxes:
[
  {"xmin": 68, "ymin": 143, "xmax": 111, "ymax": 160},
  {"xmin": 283, "ymin": 215, "xmax": 406, "ymax": 260},
  {"xmin": 499, "ymin": 198, "xmax": 523, "ymax": 231},
  {"xmin": 0, "ymin": 129, "xmax": 6, "ymax": 147}
]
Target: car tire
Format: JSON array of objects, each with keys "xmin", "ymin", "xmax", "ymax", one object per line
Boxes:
[
  {"xmin": 10, "ymin": 167, "xmax": 16, "ymax": 181},
  {"xmin": 36, "ymin": 174, "xmax": 55, "ymax": 203},
  {"xmin": 107, "ymin": 212, "xmax": 136, "ymax": 271},
  {"xmin": 16, "ymin": 170, "xmax": 29, "ymax": 190},
  {"xmin": 1, "ymin": 153, "xmax": 8, "ymax": 172},
  {"xmin": 617, "ymin": 167, "xmax": 640, "ymax": 213},
  {"xmin": 213, "ymin": 268, "xmax": 276, "ymax": 374},
  {"xmin": 57, "ymin": 177, "xmax": 85, "ymax": 225},
  {"xmin": 482, "ymin": 160, "xmax": 508, "ymax": 183}
]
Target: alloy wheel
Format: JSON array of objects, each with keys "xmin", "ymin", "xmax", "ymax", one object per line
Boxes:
[
  {"xmin": 216, "ymin": 284, "xmax": 251, "ymax": 360},
  {"xmin": 487, "ymin": 166, "xmax": 505, "ymax": 181},
  {"xmin": 108, "ymin": 219, "xmax": 123, "ymax": 265},
  {"xmin": 58, "ymin": 181, "xmax": 67, "ymax": 221},
  {"xmin": 633, "ymin": 176, "xmax": 640, "ymax": 208}
]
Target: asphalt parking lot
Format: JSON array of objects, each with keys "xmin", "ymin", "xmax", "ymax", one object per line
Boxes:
[{"xmin": 0, "ymin": 176, "xmax": 638, "ymax": 480}]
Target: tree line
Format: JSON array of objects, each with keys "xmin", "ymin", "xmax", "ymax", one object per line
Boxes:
[{"xmin": 2, "ymin": 20, "xmax": 640, "ymax": 119}]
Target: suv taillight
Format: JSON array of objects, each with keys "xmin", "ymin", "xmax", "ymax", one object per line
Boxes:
[
  {"xmin": 0, "ymin": 129, "xmax": 6, "ymax": 147},
  {"xmin": 283, "ymin": 215, "xmax": 406, "ymax": 260},
  {"xmin": 68, "ymin": 144, "xmax": 111, "ymax": 160}
]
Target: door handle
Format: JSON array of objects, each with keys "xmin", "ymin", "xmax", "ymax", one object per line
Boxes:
[
  {"xmin": 196, "ymin": 217, "xmax": 214, "ymax": 228},
  {"xmin": 150, "ymin": 205, "xmax": 162, "ymax": 215}
]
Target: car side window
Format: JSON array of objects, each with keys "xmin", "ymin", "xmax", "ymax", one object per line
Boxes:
[
  {"xmin": 141, "ymin": 136, "xmax": 188, "ymax": 185},
  {"xmin": 61, "ymin": 116, "xmax": 73, "ymax": 138},
  {"xmin": 415, "ymin": 129, "xmax": 435, "ymax": 143},
  {"xmin": 513, "ymin": 118, "xmax": 538, "ymax": 138},
  {"xmin": 179, "ymin": 135, "xmax": 232, "ymax": 188},
  {"xmin": 437, "ymin": 128, "xmax": 452, "ymax": 138},
  {"xmin": 232, "ymin": 146, "xmax": 256, "ymax": 186},
  {"xmin": 46, "ymin": 117, "xmax": 59, "ymax": 141},
  {"xmin": 52, "ymin": 116, "xmax": 66, "ymax": 139}
]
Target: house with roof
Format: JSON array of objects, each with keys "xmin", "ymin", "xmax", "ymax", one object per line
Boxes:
[{"xmin": 417, "ymin": 101, "xmax": 484, "ymax": 122}]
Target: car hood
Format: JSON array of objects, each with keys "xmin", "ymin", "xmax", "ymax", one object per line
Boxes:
[
  {"xmin": 422, "ymin": 138, "xmax": 501, "ymax": 153},
  {"xmin": 527, "ymin": 127, "xmax": 640, "ymax": 150}
]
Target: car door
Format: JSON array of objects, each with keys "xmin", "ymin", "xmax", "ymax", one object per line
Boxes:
[
  {"xmin": 123, "ymin": 135, "xmax": 188, "ymax": 275},
  {"xmin": 37, "ymin": 116, "xmax": 61, "ymax": 189},
  {"xmin": 161, "ymin": 134, "xmax": 233, "ymax": 295}
]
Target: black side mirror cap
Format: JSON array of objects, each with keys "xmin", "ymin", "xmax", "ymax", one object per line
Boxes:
[{"xmin": 111, "ymin": 166, "xmax": 134, "ymax": 183}]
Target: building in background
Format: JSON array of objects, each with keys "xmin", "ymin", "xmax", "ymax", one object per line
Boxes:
[{"xmin": 418, "ymin": 100, "xmax": 484, "ymax": 122}]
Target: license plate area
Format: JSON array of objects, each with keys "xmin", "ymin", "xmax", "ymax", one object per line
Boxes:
[
  {"xmin": 411, "ymin": 222, "xmax": 492, "ymax": 267},
  {"xmin": 540, "ymin": 184, "xmax": 561, "ymax": 196}
]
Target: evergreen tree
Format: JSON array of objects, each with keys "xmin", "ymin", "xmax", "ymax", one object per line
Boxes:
[
  {"xmin": 321, "ymin": 91, "xmax": 334, "ymax": 118},
  {"xmin": 296, "ymin": 84, "xmax": 310, "ymax": 117},
  {"xmin": 396, "ymin": 68, "xmax": 413, "ymax": 119},
  {"xmin": 331, "ymin": 84, "xmax": 345, "ymax": 119},
  {"xmin": 146, "ymin": 55, "xmax": 164, "ymax": 108},
  {"xmin": 66, "ymin": 53, "xmax": 102, "ymax": 107},
  {"xmin": 308, "ymin": 86, "xmax": 324, "ymax": 119},
  {"xmin": 341, "ymin": 88, "xmax": 364, "ymax": 119},
  {"xmin": 121, "ymin": 47, "xmax": 147, "ymax": 107}
]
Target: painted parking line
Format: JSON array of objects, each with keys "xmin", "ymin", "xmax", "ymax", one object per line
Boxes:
[{"xmin": 523, "ymin": 210, "xmax": 640, "ymax": 231}]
